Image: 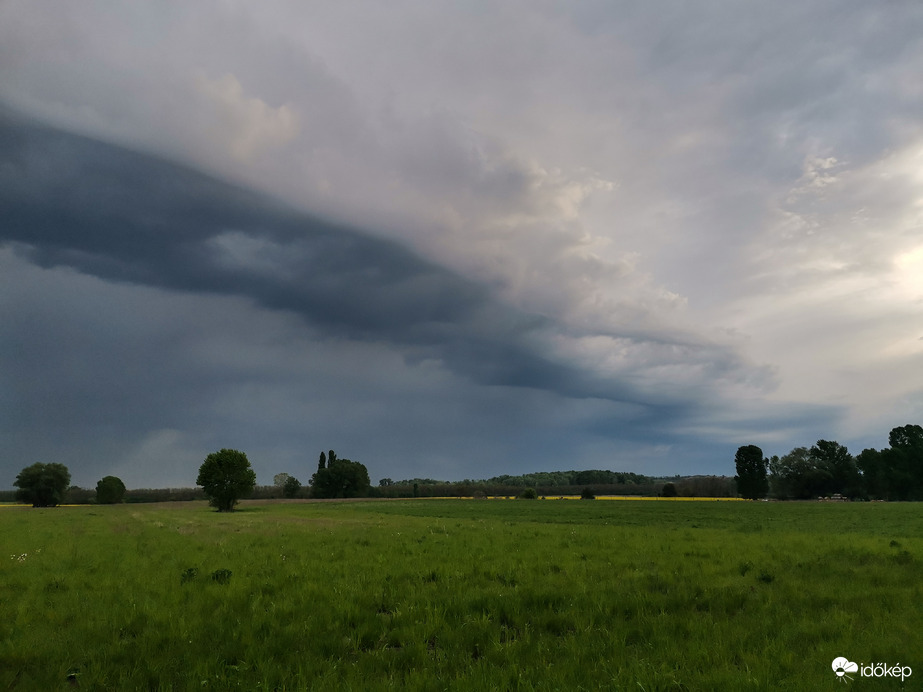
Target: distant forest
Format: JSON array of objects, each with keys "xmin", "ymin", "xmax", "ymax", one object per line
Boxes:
[
  {"xmin": 372, "ymin": 470, "xmax": 734, "ymax": 500},
  {"xmin": 0, "ymin": 469, "xmax": 735, "ymax": 504}
]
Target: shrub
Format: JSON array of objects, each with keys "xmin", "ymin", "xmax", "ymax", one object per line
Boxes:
[
  {"xmin": 580, "ymin": 487, "xmax": 596, "ymax": 500},
  {"xmin": 211, "ymin": 568, "xmax": 232, "ymax": 584},
  {"xmin": 661, "ymin": 482, "xmax": 678, "ymax": 498},
  {"xmin": 520, "ymin": 488, "xmax": 537, "ymax": 500}
]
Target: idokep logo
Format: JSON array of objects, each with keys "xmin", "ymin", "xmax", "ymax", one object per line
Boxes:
[
  {"xmin": 832, "ymin": 657, "xmax": 912, "ymax": 683},
  {"xmin": 832, "ymin": 658, "xmax": 858, "ymax": 683}
]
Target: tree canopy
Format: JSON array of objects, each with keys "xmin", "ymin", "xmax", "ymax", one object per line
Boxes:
[
  {"xmin": 888, "ymin": 424, "xmax": 923, "ymax": 449},
  {"xmin": 311, "ymin": 452, "xmax": 370, "ymax": 499},
  {"xmin": 14, "ymin": 463, "xmax": 72, "ymax": 507},
  {"xmin": 196, "ymin": 449, "xmax": 257, "ymax": 511},
  {"xmin": 96, "ymin": 475, "xmax": 126, "ymax": 504}
]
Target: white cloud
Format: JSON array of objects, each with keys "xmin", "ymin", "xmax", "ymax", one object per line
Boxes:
[
  {"xmin": 711, "ymin": 134, "xmax": 923, "ymax": 445},
  {"xmin": 894, "ymin": 245, "xmax": 923, "ymax": 301},
  {"xmin": 793, "ymin": 156, "xmax": 843, "ymax": 195},
  {"xmin": 194, "ymin": 72, "xmax": 300, "ymax": 162}
]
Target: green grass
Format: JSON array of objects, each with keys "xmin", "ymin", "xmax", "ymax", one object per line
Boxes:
[{"xmin": 1, "ymin": 499, "xmax": 920, "ymax": 690}]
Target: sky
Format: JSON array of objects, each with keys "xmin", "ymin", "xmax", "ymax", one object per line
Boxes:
[{"xmin": 2, "ymin": 1, "xmax": 923, "ymax": 489}]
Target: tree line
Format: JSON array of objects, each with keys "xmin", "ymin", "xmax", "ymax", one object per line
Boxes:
[
  {"xmin": 10, "ymin": 447, "xmax": 372, "ymax": 510},
  {"xmin": 12, "ymin": 424, "xmax": 923, "ymax": 508},
  {"xmin": 735, "ymin": 424, "xmax": 923, "ymax": 500},
  {"xmin": 479, "ymin": 470, "xmax": 649, "ymax": 487},
  {"xmin": 193, "ymin": 448, "xmax": 373, "ymax": 510},
  {"xmin": 374, "ymin": 469, "xmax": 665, "ymax": 498}
]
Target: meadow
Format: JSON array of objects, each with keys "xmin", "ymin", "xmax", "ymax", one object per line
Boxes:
[{"xmin": 1, "ymin": 498, "xmax": 920, "ymax": 690}]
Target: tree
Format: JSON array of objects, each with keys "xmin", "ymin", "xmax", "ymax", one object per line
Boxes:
[
  {"xmin": 770, "ymin": 447, "xmax": 827, "ymax": 499},
  {"xmin": 888, "ymin": 424, "xmax": 923, "ymax": 449},
  {"xmin": 856, "ymin": 448, "xmax": 886, "ymax": 498},
  {"xmin": 769, "ymin": 442, "xmax": 862, "ymax": 499},
  {"xmin": 310, "ymin": 452, "xmax": 370, "ymax": 499},
  {"xmin": 14, "ymin": 463, "xmax": 71, "ymax": 507},
  {"xmin": 880, "ymin": 424, "xmax": 923, "ymax": 500},
  {"xmin": 196, "ymin": 449, "xmax": 257, "ymax": 511},
  {"xmin": 661, "ymin": 482, "xmax": 678, "ymax": 497},
  {"xmin": 282, "ymin": 475, "xmax": 301, "ymax": 498},
  {"xmin": 317, "ymin": 452, "xmax": 326, "ymax": 472},
  {"xmin": 273, "ymin": 472, "xmax": 291, "ymax": 487},
  {"xmin": 768, "ymin": 453, "xmax": 787, "ymax": 498},
  {"xmin": 734, "ymin": 445, "xmax": 768, "ymax": 499},
  {"xmin": 96, "ymin": 475, "xmax": 126, "ymax": 504},
  {"xmin": 810, "ymin": 440, "xmax": 860, "ymax": 497}
]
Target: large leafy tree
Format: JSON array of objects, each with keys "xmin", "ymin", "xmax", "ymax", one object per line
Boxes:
[
  {"xmin": 769, "ymin": 441, "xmax": 862, "ymax": 499},
  {"xmin": 770, "ymin": 447, "xmax": 814, "ymax": 499},
  {"xmin": 853, "ymin": 426, "xmax": 923, "ymax": 500},
  {"xmin": 734, "ymin": 445, "xmax": 768, "ymax": 499},
  {"xmin": 881, "ymin": 424, "xmax": 923, "ymax": 500},
  {"xmin": 14, "ymin": 463, "xmax": 71, "ymax": 507},
  {"xmin": 771, "ymin": 446, "xmax": 835, "ymax": 499},
  {"xmin": 96, "ymin": 475, "xmax": 127, "ymax": 504},
  {"xmin": 196, "ymin": 449, "xmax": 257, "ymax": 511},
  {"xmin": 810, "ymin": 440, "xmax": 860, "ymax": 497},
  {"xmin": 311, "ymin": 452, "xmax": 370, "ymax": 499}
]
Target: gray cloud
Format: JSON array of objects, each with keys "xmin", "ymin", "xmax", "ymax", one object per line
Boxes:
[
  {"xmin": 1, "ymin": 113, "xmax": 478, "ymax": 339},
  {"xmin": 3, "ymin": 111, "xmax": 760, "ymax": 407}
]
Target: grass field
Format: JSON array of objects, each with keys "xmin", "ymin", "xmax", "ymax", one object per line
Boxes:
[{"xmin": 1, "ymin": 498, "xmax": 920, "ymax": 690}]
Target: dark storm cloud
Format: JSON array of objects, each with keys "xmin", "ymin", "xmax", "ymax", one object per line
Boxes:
[
  {"xmin": 0, "ymin": 111, "xmax": 474, "ymax": 334},
  {"xmin": 0, "ymin": 110, "xmax": 669, "ymax": 407}
]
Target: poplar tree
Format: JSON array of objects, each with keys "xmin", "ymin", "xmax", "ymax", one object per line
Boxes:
[{"xmin": 735, "ymin": 445, "xmax": 769, "ymax": 499}]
